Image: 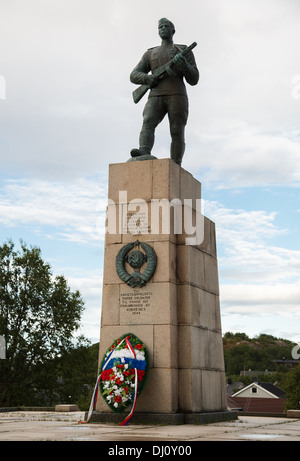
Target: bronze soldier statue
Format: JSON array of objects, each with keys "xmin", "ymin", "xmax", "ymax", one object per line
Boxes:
[{"xmin": 130, "ymin": 18, "xmax": 199, "ymax": 166}]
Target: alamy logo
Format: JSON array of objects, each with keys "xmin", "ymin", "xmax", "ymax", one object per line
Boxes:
[
  {"xmin": 0, "ymin": 75, "xmax": 6, "ymax": 100},
  {"xmin": 291, "ymin": 343, "xmax": 300, "ymax": 360},
  {"xmin": 0, "ymin": 335, "xmax": 6, "ymax": 359},
  {"xmin": 105, "ymin": 191, "xmax": 205, "ymax": 246}
]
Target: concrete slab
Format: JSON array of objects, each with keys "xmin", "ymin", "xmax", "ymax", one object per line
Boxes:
[
  {"xmin": 55, "ymin": 404, "xmax": 80, "ymax": 412},
  {"xmin": 0, "ymin": 411, "xmax": 300, "ymax": 442},
  {"xmin": 287, "ymin": 410, "xmax": 300, "ymax": 418}
]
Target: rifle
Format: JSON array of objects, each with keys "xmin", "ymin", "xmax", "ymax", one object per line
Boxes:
[{"xmin": 132, "ymin": 41, "xmax": 197, "ymax": 104}]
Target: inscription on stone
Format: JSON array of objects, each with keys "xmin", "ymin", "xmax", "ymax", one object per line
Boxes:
[
  {"xmin": 120, "ymin": 290, "xmax": 153, "ymax": 315},
  {"xmin": 127, "ymin": 210, "xmax": 150, "ymax": 235}
]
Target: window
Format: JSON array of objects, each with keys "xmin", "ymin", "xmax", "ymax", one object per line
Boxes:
[{"xmin": 252, "ymin": 387, "xmax": 257, "ymax": 394}]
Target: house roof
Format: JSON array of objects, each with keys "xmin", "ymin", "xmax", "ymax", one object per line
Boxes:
[
  {"xmin": 259, "ymin": 382, "xmax": 285, "ymax": 398},
  {"xmin": 226, "ymin": 381, "xmax": 244, "ymax": 395},
  {"xmin": 232, "ymin": 381, "xmax": 285, "ymax": 398}
]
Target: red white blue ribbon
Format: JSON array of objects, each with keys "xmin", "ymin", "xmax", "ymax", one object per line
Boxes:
[
  {"xmin": 124, "ymin": 336, "xmax": 136, "ymax": 358},
  {"xmin": 119, "ymin": 368, "xmax": 138, "ymax": 426},
  {"xmin": 119, "ymin": 337, "xmax": 137, "ymax": 426}
]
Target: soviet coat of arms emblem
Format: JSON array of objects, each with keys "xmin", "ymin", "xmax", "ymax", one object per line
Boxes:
[{"xmin": 115, "ymin": 240, "xmax": 157, "ymax": 288}]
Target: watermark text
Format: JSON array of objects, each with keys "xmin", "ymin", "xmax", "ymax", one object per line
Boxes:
[
  {"xmin": 105, "ymin": 191, "xmax": 204, "ymax": 246},
  {"xmin": 291, "ymin": 343, "xmax": 300, "ymax": 360}
]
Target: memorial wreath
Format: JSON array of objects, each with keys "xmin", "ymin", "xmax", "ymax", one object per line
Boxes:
[{"xmin": 83, "ymin": 333, "xmax": 148, "ymax": 426}]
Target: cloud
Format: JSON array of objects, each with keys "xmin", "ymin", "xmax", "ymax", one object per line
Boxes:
[
  {"xmin": 1, "ymin": 0, "xmax": 300, "ymax": 187},
  {"xmin": 186, "ymin": 112, "xmax": 300, "ymax": 185},
  {"xmin": 221, "ymin": 282, "xmax": 300, "ymax": 313},
  {"xmin": 67, "ymin": 270, "xmax": 102, "ymax": 343},
  {"xmin": 209, "ymin": 200, "xmax": 300, "ymax": 282},
  {"xmin": 192, "ymin": 125, "xmax": 300, "ymax": 188},
  {"xmin": 204, "ymin": 199, "xmax": 300, "ymax": 326},
  {"xmin": 1, "ymin": 177, "xmax": 299, "ymax": 343},
  {"xmin": 220, "ymin": 280, "xmax": 300, "ymax": 343},
  {"xmin": 0, "ymin": 177, "xmax": 107, "ymax": 245},
  {"xmin": 1, "ymin": 0, "xmax": 300, "ymax": 343}
]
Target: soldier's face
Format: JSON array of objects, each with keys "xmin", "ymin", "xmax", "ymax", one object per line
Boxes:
[{"xmin": 158, "ymin": 22, "xmax": 173, "ymax": 40}]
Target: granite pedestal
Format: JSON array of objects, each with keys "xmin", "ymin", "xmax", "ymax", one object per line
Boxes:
[{"xmin": 92, "ymin": 158, "xmax": 236, "ymax": 424}]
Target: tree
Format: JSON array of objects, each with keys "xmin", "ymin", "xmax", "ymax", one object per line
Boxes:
[
  {"xmin": 282, "ymin": 365, "xmax": 300, "ymax": 410},
  {"xmin": 50, "ymin": 342, "xmax": 99, "ymax": 409},
  {"xmin": 223, "ymin": 331, "xmax": 296, "ymax": 376},
  {"xmin": 0, "ymin": 240, "xmax": 85, "ymax": 406},
  {"xmin": 223, "ymin": 332, "xmax": 250, "ymax": 341},
  {"xmin": 26, "ymin": 339, "xmax": 98, "ymax": 408}
]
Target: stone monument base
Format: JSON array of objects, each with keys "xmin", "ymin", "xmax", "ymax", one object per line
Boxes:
[
  {"xmin": 94, "ymin": 159, "xmax": 237, "ymax": 425},
  {"xmin": 88, "ymin": 410, "xmax": 237, "ymax": 425}
]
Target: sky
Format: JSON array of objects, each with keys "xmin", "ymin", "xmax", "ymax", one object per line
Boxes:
[{"xmin": 0, "ymin": 0, "xmax": 300, "ymax": 347}]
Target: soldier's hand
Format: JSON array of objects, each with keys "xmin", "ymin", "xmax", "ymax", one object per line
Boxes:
[
  {"xmin": 173, "ymin": 54, "xmax": 188, "ymax": 72},
  {"xmin": 144, "ymin": 74, "xmax": 159, "ymax": 88}
]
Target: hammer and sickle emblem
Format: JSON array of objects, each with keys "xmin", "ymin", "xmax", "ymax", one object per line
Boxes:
[{"xmin": 115, "ymin": 240, "xmax": 157, "ymax": 288}]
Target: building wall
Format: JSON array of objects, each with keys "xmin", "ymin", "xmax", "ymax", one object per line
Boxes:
[{"xmin": 231, "ymin": 397, "xmax": 286, "ymax": 414}]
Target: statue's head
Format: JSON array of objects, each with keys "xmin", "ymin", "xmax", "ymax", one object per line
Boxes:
[{"xmin": 158, "ymin": 18, "xmax": 175, "ymax": 39}]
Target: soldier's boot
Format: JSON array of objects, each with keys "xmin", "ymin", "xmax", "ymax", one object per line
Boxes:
[
  {"xmin": 130, "ymin": 147, "xmax": 150, "ymax": 157},
  {"xmin": 131, "ymin": 129, "xmax": 154, "ymax": 158},
  {"xmin": 171, "ymin": 141, "xmax": 185, "ymax": 166}
]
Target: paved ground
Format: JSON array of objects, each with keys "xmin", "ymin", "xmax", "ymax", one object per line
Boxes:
[{"xmin": 0, "ymin": 411, "xmax": 299, "ymax": 442}]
